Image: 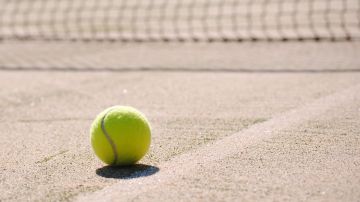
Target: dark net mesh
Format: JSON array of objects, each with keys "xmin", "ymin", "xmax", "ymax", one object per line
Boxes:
[{"xmin": 0, "ymin": 0, "xmax": 359, "ymax": 42}]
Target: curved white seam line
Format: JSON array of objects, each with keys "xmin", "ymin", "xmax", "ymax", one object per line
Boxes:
[{"xmin": 101, "ymin": 109, "xmax": 118, "ymax": 165}]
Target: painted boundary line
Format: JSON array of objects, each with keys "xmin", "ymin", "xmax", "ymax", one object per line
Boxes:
[{"xmin": 77, "ymin": 83, "xmax": 360, "ymax": 202}]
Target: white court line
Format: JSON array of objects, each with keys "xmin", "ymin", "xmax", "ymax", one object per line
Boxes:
[{"xmin": 77, "ymin": 83, "xmax": 360, "ymax": 202}]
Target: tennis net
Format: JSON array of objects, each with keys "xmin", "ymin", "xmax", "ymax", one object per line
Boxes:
[{"xmin": 0, "ymin": 0, "xmax": 359, "ymax": 42}]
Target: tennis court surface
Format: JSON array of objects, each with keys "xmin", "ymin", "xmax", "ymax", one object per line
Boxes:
[{"xmin": 1, "ymin": 0, "xmax": 360, "ymax": 201}]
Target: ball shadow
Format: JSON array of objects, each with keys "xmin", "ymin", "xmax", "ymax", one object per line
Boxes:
[{"xmin": 96, "ymin": 164, "xmax": 159, "ymax": 179}]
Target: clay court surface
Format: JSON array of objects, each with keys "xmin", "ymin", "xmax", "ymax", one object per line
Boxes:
[{"xmin": 0, "ymin": 41, "xmax": 359, "ymax": 201}]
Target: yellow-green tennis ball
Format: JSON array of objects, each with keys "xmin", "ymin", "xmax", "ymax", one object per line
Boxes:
[{"xmin": 90, "ymin": 106, "xmax": 151, "ymax": 166}]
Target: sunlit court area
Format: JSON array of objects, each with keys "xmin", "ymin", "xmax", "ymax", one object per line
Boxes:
[{"xmin": 0, "ymin": 0, "xmax": 360, "ymax": 201}]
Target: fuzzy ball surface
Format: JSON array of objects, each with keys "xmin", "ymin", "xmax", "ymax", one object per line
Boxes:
[{"xmin": 90, "ymin": 106, "xmax": 151, "ymax": 166}]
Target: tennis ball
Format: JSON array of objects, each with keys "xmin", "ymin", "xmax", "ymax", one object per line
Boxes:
[{"xmin": 90, "ymin": 106, "xmax": 151, "ymax": 166}]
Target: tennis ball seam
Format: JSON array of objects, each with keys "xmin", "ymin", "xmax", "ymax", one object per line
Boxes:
[{"xmin": 100, "ymin": 108, "xmax": 118, "ymax": 165}]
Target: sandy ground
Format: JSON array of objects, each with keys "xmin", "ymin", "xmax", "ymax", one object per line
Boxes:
[
  {"xmin": 0, "ymin": 41, "xmax": 359, "ymax": 71},
  {"xmin": 79, "ymin": 81, "xmax": 360, "ymax": 202},
  {"xmin": 0, "ymin": 41, "xmax": 359, "ymax": 201}
]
